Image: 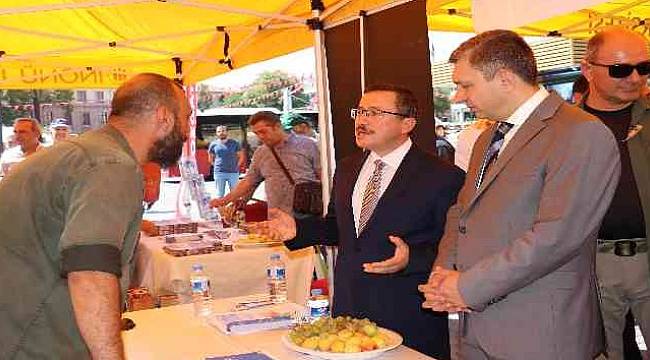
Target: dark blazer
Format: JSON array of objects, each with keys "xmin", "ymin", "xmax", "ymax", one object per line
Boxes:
[{"xmin": 285, "ymin": 144, "xmax": 464, "ymax": 359}]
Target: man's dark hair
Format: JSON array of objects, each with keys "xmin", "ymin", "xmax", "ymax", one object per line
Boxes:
[
  {"xmin": 364, "ymin": 84, "xmax": 418, "ymax": 119},
  {"xmin": 286, "ymin": 112, "xmax": 310, "ymax": 127},
  {"xmin": 572, "ymin": 75, "xmax": 589, "ymax": 96},
  {"xmin": 450, "ymin": 29, "xmax": 538, "ymax": 85},
  {"xmin": 110, "ymin": 73, "xmax": 181, "ymax": 121},
  {"xmin": 248, "ymin": 111, "xmax": 280, "ymax": 127}
]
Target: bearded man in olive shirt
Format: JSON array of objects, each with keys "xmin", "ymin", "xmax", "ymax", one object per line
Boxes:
[{"xmin": 0, "ymin": 73, "xmax": 191, "ymax": 359}]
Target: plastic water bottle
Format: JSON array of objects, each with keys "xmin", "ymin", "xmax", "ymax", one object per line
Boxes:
[
  {"xmin": 190, "ymin": 264, "xmax": 212, "ymax": 317},
  {"xmin": 267, "ymin": 253, "xmax": 288, "ymax": 303},
  {"xmin": 307, "ymin": 288, "xmax": 330, "ymax": 321}
]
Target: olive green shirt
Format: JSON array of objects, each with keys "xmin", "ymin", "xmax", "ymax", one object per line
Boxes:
[
  {"xmin": 629, "ymin": 96, "xmax": 650, "ymax": 268},
  {"xmin": 0, "ymin": 125, "xmax": 144, "ymax": 359}
]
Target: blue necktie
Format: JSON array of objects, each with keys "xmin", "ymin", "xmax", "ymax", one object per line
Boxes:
[{"xmin": 475, "ymin": 121, "xmax": 514, "ymax": 189}]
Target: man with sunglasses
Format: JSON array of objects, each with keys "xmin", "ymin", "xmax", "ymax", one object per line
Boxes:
[
  {"xmin": 265, "ymin": 85, "xmax": 464, "ymax": 359},
  {"xmin": 582, "ymin": 26, "xmax": 650, "ymax": 360}
]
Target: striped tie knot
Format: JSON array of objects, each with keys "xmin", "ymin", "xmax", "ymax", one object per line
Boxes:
[
  {"xmin": 475, "ymin": 121, "xmax": 514, "ymax": 189},
  {"xmin": 358, "ymin": 159, "xmax": 385, "ymax": 233}
]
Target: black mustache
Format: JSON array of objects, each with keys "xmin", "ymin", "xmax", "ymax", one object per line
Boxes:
[{"xmin": 356, "ymin": 125, "xmax": 372, "ymax": 134}]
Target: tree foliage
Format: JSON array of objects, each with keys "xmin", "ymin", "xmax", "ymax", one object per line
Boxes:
[
  {"xmin": 0, "ymin": 89, "xmax": 73, "ymax": 126},
  {"xmin": 197, "ymin": 84, "xmax": 215, "ymax": 111},
  {"xmin": 433, "ymin": 87, "xmax": 452, "ymax": 121},
  {"xmin": 220, "ymin": 70, "xmax": 312, "ymax": 110}
]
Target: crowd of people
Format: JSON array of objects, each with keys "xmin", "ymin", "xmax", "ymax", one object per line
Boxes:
[
  {"xmin": 261, "ymin": 26, "xmax": 648, "ymax": 360},
  {"xmin": 0, "ymin": 25, "xmax": 648, "ymax": 360}
]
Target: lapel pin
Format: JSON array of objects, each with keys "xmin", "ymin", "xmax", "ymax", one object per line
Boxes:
[{"xmin": 623, "ymin": 124, "xmax": 643, "ymax": 143}]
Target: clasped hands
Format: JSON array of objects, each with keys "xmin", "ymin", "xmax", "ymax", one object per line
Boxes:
[
  {"xmin": 418, "ymin": 266, "xmax": 471, "ymax": 313},
  {"xmin": 259, "ymin": 209, "xmax": 410, "ymax": 274}
]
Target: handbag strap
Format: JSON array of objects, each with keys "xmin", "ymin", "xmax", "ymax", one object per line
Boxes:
[{"xmin": 269, "ymin": 146, "xmax": 295, "ymax": 186}]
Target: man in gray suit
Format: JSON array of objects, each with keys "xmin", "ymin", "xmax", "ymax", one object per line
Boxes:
[{"xmin": 418, "ymin": 30, "xmax": 621, "ymax": 359}]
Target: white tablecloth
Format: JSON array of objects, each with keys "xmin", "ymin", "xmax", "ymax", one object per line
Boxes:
[
  {"xmin": 135, "ymin": 235, "xmax": 314, "ymax": 304},
  {"xmin": 123, "ymin": 298, "xmax": 435, "ymax": 360}
]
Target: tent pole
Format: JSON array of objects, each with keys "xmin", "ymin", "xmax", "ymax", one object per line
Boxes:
[
  {"xmin": 0, "ymin": 117, "xmax": 3, "ymax": 154},
  {"xmin": 359, "ymin": 12, "xmax": 366, "ymax": 92},
  {"xmin": 323, "ymin": 0, "xmax": 413, "ymax": 30},
  {"xmin": 311, "ymin": 0, "xmax": 337, "ymax": 300},
  {"xmin": 184, "ymin": 32, "xmax": 222, "ymax": 77},
  {"xmin": 0, "ymin": 0, "xmax": 146, "ymax": 16},
  {"xmin": 228, "ymin": 0, "xmax": 302, "ymax": 60},
  {"xmin": 319, "ymin": 0, "xmax": 353, "ymax": 20},
  {"xmin": 177, "ymin": 0, "xmax": 304, "ymax": 23},
  {"xmin": 310, "ymin": 8, "xmax": 334, "ymax": 208}
]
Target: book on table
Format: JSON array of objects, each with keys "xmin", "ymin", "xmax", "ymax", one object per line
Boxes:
[
  {"xmin": 207, "ymin": 302, "xmax": 305, "ymax": 335},
  {"xmin": 205, "ymin": 352, "xmax": 275, "ymax": 360}
]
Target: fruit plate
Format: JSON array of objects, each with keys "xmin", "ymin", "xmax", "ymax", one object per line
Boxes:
[{"xmin": 281, "ymin": 328, "xmax": 403, "ymax": 360}]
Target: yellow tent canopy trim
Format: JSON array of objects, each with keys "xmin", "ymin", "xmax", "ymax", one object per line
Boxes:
[{"xmin": 0, "ymin": 1, "xmax": 649, "ymax": 89}]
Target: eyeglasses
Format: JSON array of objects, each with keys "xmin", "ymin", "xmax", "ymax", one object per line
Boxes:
[
  {"xmin": 350, "ymin": 107, "xmax": 411, "ymax": 120},
  {"xmin": 589, "ymin": 61, "xmax": 650, "ymax": 78}
]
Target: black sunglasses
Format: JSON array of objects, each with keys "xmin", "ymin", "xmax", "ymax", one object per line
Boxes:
[{"xmin": 589, "ymin": 61, "xmax": 650, "ymax": 78}]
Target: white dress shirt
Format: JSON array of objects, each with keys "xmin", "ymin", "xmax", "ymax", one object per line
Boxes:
[
  {"xmin": 352, "ymin": 138, "xmax": 412, "ymax": 235},
  {"xmin": 0, "ymin": 144, "xmax": 43, "ymax": 176},
  {"xmin": 501, "ymin": 87, "xmax": 549, "ymax": 152},
  {"xmin": 454, "ymin": 120, "xmax": 494, "ymax": 171}
]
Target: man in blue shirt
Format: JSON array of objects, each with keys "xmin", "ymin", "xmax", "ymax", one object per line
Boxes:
[{"xmin": 208, "ymin": 125, "xmax": 244, "ymax": 197}]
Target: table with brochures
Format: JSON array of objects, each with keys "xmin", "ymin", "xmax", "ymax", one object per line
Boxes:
[
  {"xmin": 134, "ymin": 232, "xmax": 314, "ymax": 304},
  {"xmin": 122, "ymin": 296, "xmax": 435, "ymax": 360}
]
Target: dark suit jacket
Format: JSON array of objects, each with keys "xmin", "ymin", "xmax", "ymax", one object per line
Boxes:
[
  {"xmin": 436, "ymin": 93, "xmax": 621, "ymax": 359},
  {"xmin": 285, "ymin": 144, "xmax": 464, "ymax": 359}
]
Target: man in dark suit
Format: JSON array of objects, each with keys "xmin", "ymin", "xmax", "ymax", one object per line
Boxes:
[
  {"xmin": 419, "ymin": 30, "xmax": 621, "ymax": 359},
  {"xmin": 266, "ymin": 84, "xmax": 464, "ymax": 359}
]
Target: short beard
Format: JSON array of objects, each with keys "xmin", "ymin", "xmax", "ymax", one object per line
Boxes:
[{"xmin": 148, "ymin": 123, "xmax": 186, "ymax": 168}]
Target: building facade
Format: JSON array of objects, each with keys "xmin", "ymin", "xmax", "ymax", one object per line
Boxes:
[{"xmin": 69, "ymin": 89, "xmax": 112, "ymax": 133}]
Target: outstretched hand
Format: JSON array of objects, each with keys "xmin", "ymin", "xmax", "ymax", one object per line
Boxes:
[
  {"xmin": 209, "ymin": 197, "xmax": 229, "ymax": 208},
  {"xmin": 259, "ymin": 208, "xmax": 297, "ymax": 241},
  {"xmin": 363, "ymin": 235, "xmax": 409, "ymax": 274}
]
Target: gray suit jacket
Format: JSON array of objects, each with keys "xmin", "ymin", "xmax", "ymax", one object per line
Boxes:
[{"xmin": 436, "ymin": 93, "xmax": 621, "ymax": 359}]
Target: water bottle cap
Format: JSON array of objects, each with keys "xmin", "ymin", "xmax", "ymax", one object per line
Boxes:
[
  {"xmin": 270, "ymin": 253, "xmax": 281, "ymax": 260},
  {"xmin": 192, "ymin": 264, "xmax": 203, "ymax": 271},
  {"xmin": 311, "ymin": 288, "xmax": 323, "ymax": 296}
]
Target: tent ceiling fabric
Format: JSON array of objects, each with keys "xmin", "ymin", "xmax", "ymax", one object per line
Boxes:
[
  {"xmin": 1, "ymin": 0, "xmax": 649, "ymax": 89},
  {"xmin": 516, "ymin": 0, "xmax": 650, "ymax": 39},
  {"xmin": 0, "ymin": 0, "xmax": 353, "ymax": 89},
  {"xmin": 0, "ymin": 0, "xmax": 432, "ymax": 89},
  {"xmin": 471, "ymin": 0, "xmax": 606, "ymax": 33},
  {"xmin": 429, "ymin": 0, "xmax": 650, "ymax": 39}
]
